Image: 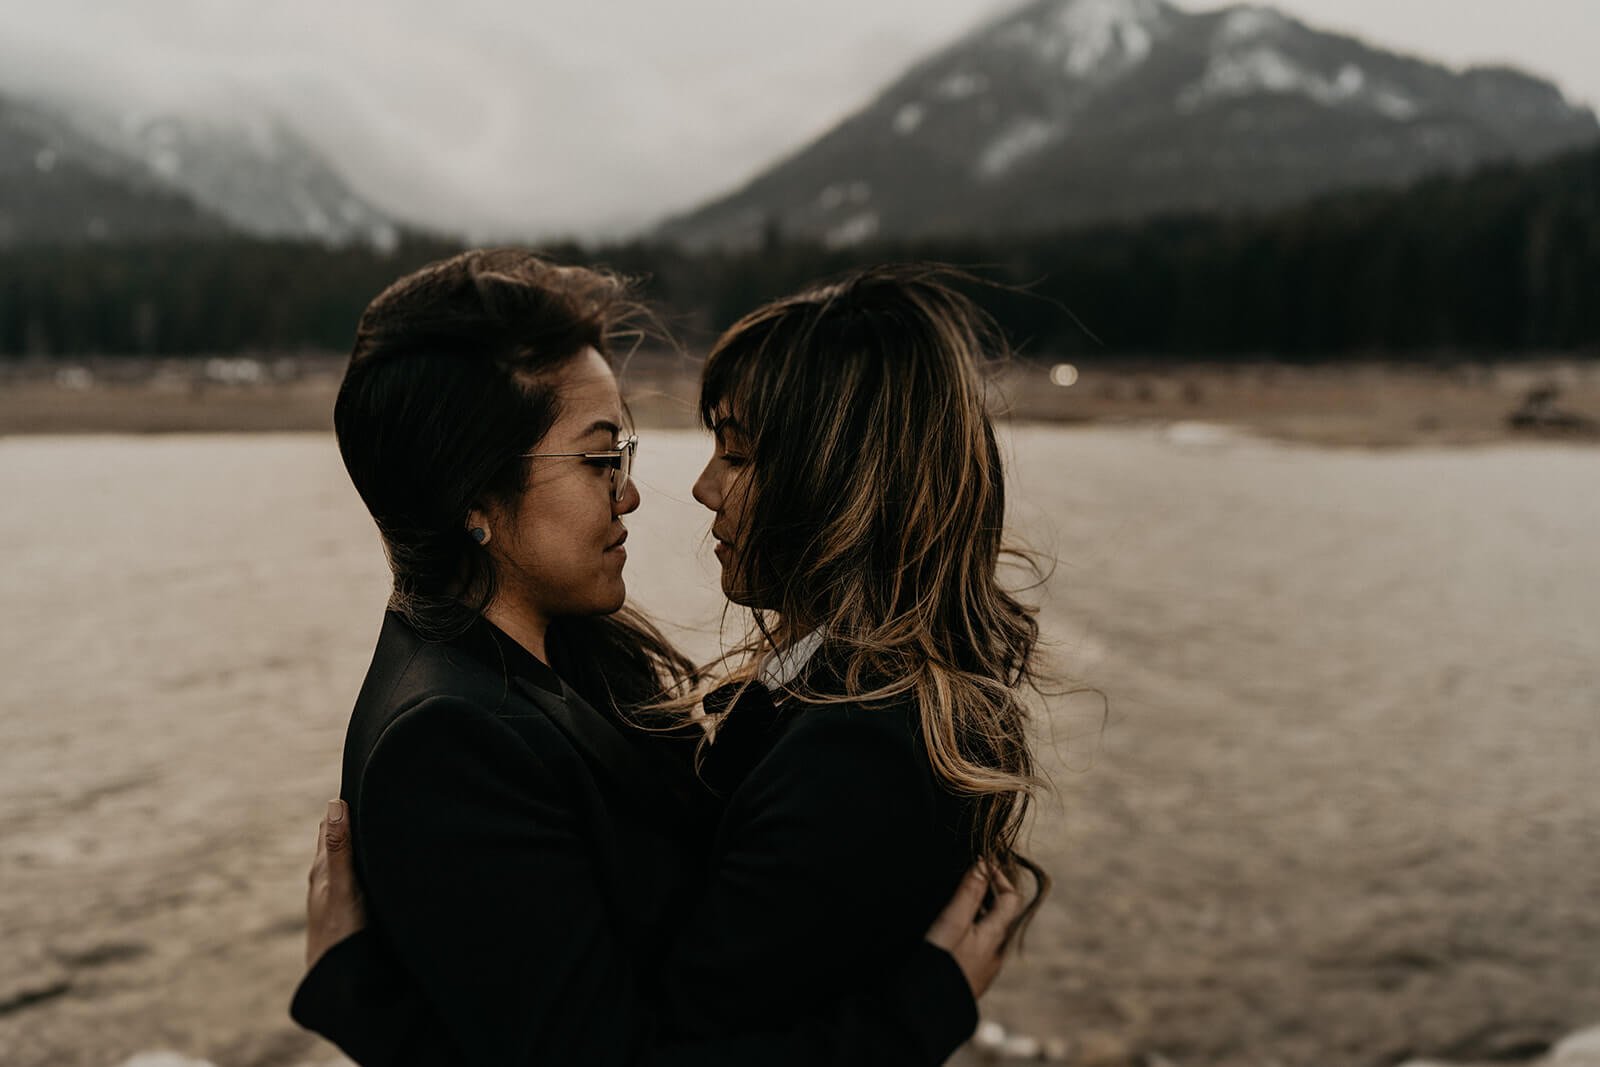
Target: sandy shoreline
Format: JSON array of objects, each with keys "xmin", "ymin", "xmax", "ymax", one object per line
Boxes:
[{"xmin": 3, "ymin": 355, "xmax": 1598, "ymax": 447}]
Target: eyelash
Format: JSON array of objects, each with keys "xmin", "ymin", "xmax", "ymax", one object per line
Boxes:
[{"xmin": 721, "ymin": 453, "xmax": 747, "ymax": 468}]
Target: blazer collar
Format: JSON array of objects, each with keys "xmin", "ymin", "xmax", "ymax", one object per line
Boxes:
[
  {"xmin": 699, "ymin": 680, "xmax": 791, "ymax": 795},
  {"xmin": 757, "ymin": 628, "xmax": 828, "ymax": 690}
]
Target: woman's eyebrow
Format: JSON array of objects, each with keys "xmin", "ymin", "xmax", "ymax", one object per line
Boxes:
[
  {"xmin": 712, "ymin": 416, "xmax": 747, "ymax": 438},
  {"xmin": 583, "ymin": 419, "xmax": 622, "ymax": 440}
]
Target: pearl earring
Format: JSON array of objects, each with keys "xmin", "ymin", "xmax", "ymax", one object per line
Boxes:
[{"xmin": 470, "ymin": 527, "xmax": 490, "ymax": 545}]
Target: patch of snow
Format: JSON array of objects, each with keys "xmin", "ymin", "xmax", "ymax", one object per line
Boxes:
[
  {"xmin": 290, "ymin": 186, "xmax": 332, "ymax": 234},
  {"xmin": 1178, "ymin": 46, "xmax": 1303, "ymax": 109},
  {"xmin": 370, "ymin": 222, "xmax": 400, "ymax": 254},
  {"xmin": 1118, "ymin": 21, "xmax": 1153, "ymax": 63},
  {"xmin": 147, "ymin": 147, "xmax": 182, "ymax": 180},
  {"xmin": 1178, "ymin": 47, "xmax": 1414, "ymax": 119},
  {"xmin": 1335, "ymin": 64, "xmax": 1366, "ymax": 95},
  {"xmin": 893, "ymin": 102, "xmax": 926, "ymax": 135},
  {"xmin": 1021, "ymin": 0, "xmax": 1166, "ymax": 78},
  {"xmin": 1374, "ymin": 89, "xmax": 1420, "ymax": 120},
  {"xmin": 935, "ymin": 72, "xmax": 988, "ymax": 100},
  {"xmin": 977, "ymin": 117, "xmax": 1060, "ymax": 178},
  {"xmin": 816, "ymin": 181, "xmax": 871, "ymax": 212},
  {"xmin": 823, "ymin": 212, "xmax": 879, "ymax": 249},
  {"xmin": 1217, "ymin": 6, "xmax": 1289, "ymax": 45}
]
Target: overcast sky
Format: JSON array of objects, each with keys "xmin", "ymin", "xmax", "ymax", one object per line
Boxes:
[{"xmin": 2, "ymin": 0, "xmax": 1595, "ymax": 239}]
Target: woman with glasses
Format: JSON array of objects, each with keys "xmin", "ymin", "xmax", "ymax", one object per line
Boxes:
[{"xmin": 291, "ymin": 249, "xmax": 1026, "ymax": 1065}]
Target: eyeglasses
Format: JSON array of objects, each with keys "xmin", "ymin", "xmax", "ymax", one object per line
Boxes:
[{"xmin": 522, "ymin": 433, "xmax": 638, "ymax": 502}]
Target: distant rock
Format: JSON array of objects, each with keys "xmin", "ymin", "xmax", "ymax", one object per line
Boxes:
[
  {"xmin": 657, "ymin": 0, "xmax": 1599, "ymax": 248},
  {"xmin": 1506, "ymin": 385, "xmax": 1600, "ymax": 436},
  {"xmin": 1398, "ymin": 1022, "xmax": 1600, "ymax": 1067},
  {"xmin": 1554, "ymin": 1025, "xmax": 1600, "ymax": 1065}
]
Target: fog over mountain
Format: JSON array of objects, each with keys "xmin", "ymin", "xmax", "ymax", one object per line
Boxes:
[
  {"xmin": 0, "ymin": 0, "xmax": 1021, "ymax": 241},
  {"xmin": 1, "ymin": 0, "xmax": 1596, "ymax": 242}
]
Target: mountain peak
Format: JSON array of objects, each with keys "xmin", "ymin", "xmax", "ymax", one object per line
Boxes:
[
  {"xmin": 657, "ymin": 1, "xmax": 1599, "ymax": 250},
  {"xmin": 983, "ymin": 0, "xmax": 1175, "ymax": 79},
  {"xmin": 1213, "ymin": 4, "xmax": 1296, "ymax": 44}
]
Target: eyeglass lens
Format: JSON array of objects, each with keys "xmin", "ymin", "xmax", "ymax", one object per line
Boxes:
[{"xmin": 614, "ymin": 437, "xmax": 635, "ymax": 501}]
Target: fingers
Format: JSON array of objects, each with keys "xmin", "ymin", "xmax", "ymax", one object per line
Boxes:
[
  {"xmin": 925, "ymin": 861, "xmax": 991, "ymax": 949},
  {"xmin": 308, "ymin": 812, "xmax": 327, "ymax": 886},
  {"xmin": 324, "ymin": 799, "xmax": 350, "ymax": 854},
  {"xmin": 322, "ymin": 800, "xmax": 358, "ymax": 901},
  {"xmin": 307, "ymin": 800, "xmax": 348, "ymax": 889},
  {"xmin": 975, "ymin": 863, "xmax": 1027, "ymax": 952}
]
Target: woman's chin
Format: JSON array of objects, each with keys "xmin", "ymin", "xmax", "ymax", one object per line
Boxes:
[{"xmin": 719, "ymin": 577, "xmax": 759, "ymax": 608}]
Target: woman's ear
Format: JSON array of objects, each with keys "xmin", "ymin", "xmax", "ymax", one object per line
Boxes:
[{"xmin": 466, "ymin": 507, "xmax": 492, "ymax": 546}]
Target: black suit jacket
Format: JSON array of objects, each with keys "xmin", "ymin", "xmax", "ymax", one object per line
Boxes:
[{"xmin": 292, "ymin": 612, "xmax": 978, "ymax": 1065}]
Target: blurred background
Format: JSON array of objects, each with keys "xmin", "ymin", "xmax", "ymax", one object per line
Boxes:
[{"xmin": 1, "ymin": 2, "xmax": 1596, "ymax": 1066}]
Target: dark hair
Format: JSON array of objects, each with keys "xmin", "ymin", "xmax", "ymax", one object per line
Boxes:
[
  {"xmin": 697, "ymin": 263, "xmax": 1049, "ymax": 928},
  {"xmin": 334, "ymin": 247, "xmax": 693, "ymax": 712}
]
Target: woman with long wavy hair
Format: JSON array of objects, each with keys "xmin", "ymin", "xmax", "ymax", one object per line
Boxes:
[
  {"xmin": 688, "ymin": 263, "xmax": 1048, "ymax": 938},
  {"xmin": 294, "ymin": 255, "xmax": 1044, "ymax": 1064}
]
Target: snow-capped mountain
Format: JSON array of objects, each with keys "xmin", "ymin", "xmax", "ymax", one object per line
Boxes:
[
  {"xmin": 1, "ymin": 89, "xmax": 400, "ymax": 248},
  {"xmin": 68, "ymin": 105, "xmax": 401, "ymax": 249},
  {"xmin": 657, "ymin": 0, "xmax": 1600, "ymax": 248},
  {"xmin": 1, "ymin": 92, "xmax": 227, "ymax": 245}
]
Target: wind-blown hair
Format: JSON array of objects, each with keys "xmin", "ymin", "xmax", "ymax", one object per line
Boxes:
[
  {"xmin": 698, "ymin": 263, "xmax": 1049, "ymax": 923},
  {"xmin": 334, "ymin": 248, "xmax": 693, "ymax": 713}
]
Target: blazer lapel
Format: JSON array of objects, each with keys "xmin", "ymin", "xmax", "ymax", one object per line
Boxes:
[{"xmin": 509, "ymin": 676, "xmax": 688, "ymax": 815}]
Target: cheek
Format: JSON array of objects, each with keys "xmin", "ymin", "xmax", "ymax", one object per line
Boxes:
[
  {"xmin": 723, "ymin": 476, "xmax": 754, "ymax": 530},
  {"xmin": 511, "ymin": 483, "xmax": 605, "ymax": 565},
  {"xmin": 532, "ymin": 481, "xmax": 611, "ymax": 545}
]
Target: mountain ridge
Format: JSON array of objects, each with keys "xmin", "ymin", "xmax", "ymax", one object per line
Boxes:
[{"xmin": 656, "ymin": 0, "xmax": 1599, "ymax": 249}]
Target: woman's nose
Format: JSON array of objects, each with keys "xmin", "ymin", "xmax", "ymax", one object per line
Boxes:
[
  {"xmin": 615, "ymin": 475, "xmax": 642, "ymax": 516},
  {"xmin": 691, "ymin": 460, "xmax": 719, "ymax": 512}
]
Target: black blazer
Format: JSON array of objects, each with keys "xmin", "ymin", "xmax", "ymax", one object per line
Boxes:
[{"xmin": 292, "ymin": 611, "xmax": 978, "ymax": 1065}]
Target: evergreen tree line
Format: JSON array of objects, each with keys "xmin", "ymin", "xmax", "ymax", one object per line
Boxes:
[{"xmin": 2, "ymin": 145, "xmax": 1595, "ymax": 361}]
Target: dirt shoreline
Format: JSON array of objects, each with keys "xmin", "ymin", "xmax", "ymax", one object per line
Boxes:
[{"xmin": 3, "ymin": 355, "xmax": 1598, "ymax": 447}]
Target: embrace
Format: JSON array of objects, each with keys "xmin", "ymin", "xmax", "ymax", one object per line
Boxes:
[{"xmin": 290, "ymin": 249, "xmax": 1049, "ymax": 1065}]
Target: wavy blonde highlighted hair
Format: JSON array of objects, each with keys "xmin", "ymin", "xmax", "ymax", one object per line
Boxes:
[{"xmin": 695, "ymin": 264, "xmax": 1049, "ymax": 925}]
